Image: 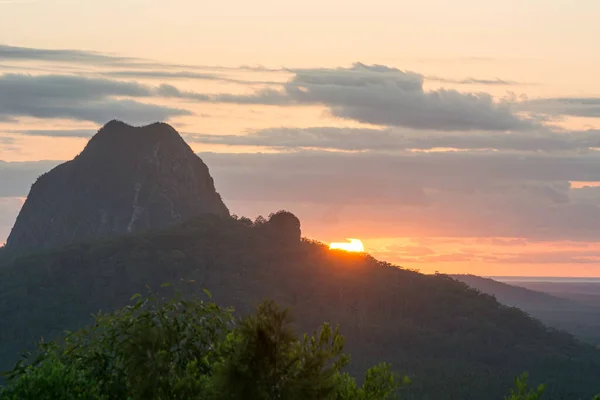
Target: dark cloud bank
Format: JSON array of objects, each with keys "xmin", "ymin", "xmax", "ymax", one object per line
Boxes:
[{"xmin": 0, "ymin": 74, "xmax": 191, "ymax": 124}]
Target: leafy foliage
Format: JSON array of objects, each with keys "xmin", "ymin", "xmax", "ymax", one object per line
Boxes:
[
  {"xmin": 1, "ymin": 292, "xmax": 403, "ymax": 400},
  {"xmin": 503, "ymin": 373, "xmax": 546, "ymax": 400},
  {"xmin": 212, "ymin": 300, "xmax": 351, "ymax": 400},
  {"xmin": 0, "ymin": 356, "xmax": 106, "ymax": 400}
]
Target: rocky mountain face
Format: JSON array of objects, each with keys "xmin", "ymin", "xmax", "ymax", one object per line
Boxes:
[{"xmin": 6, "ymin": 120, "xmax": 229, "ymax": 251}]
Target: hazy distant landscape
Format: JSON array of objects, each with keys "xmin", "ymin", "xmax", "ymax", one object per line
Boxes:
[
  {"xmin": 454, "ymin": 275, "xmax": 600, "ymax": 347},
  {"xmin": 494, "ymin": 277, "xmax": 600, "ymax": 307}
]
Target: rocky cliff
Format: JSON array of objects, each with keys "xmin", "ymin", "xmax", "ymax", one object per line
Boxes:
[{"xmin": 6, "ymin": 120, "xmax": 229, "ymax": 251}]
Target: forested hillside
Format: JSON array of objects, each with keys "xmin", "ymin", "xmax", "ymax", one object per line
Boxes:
[
  {"xmin": 454, "ymin": 274, "xmax": 600, "ymax": 346},
  {"xmin": 1, "ymin": 213, "xmax": 600, "ymax": 399}
]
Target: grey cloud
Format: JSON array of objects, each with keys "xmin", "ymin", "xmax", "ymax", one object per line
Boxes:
[
  {"xmin": 70, "ymin": 99, "xmax": 192, "ymax": 125},
  {"xmin": 212, "ymin": 88, "xmax": 290, "ymax": 105},
  {"xmin": 372, "ymin": 247, "xmax": 600, "ymax": 265},
  {"xmin": 0, "ymin": 160, "xmax": 60, "ymax": 197},
  {"xmin": 570, "ymin": 186, "xmax": 600, "ymax": 206},
  {"xmin": 155, "ymin": 84, "xmax": 283, "ymax": 104},
  {"xmin": 0, "ymin": 135, "xmax": 18, "ymax": 153},
  {"xmin": 0, "ymin": 198, "xmax": 22, "ymax": 225},
  {"xmin": 382, "ymin": 244, "xmax": 436, "ymax": 257},
  {"xmin": 155, "ymin": 84, "xmax": 211, "ymax": 101},
  {"xmin": 497, "ymin": 251, "xmax": 600, "ymax": 264},
  {"xmin": 103, "ymin": 70, "xmax": 283, "ymax": 86},
  {"xmin": 426, "ymin": 76, "xmax": 524, "ymax": 86},
  {"xmin": 0, "ymin": 72, "xmax": 276, "ymax": 124},
  {"xmin": 212, "ymin": 63, "xmax": 533, "ymax": 131},
  {"xmin": 0, "ymin": 63, "xmax": 55, "ymax": 73},
  {"xmin": 0, "ymin": 74, "xmax": 192, "ymax": 124},
  {"xmin": 185, "ymin": 127, "xmax": 600, "ymax": 153},
  {"xmin": 203, "ymin": 152, "xmax": 429, "ymax": 206},
  {"xmin": 105, "ymin": 70, "xmax": 227, "ymax": 81},
  {"xmin": 199, "ymin": 151, "xmax": 600, "ymax": 190},
  {"xmin": 1, "ymin": 52, "xmax": 534, "ymax": 132},
  {"xmin": 0, "ymin": 197, "xmax": 24, "ymax": 245},
  {"xmin": 0, "ymin": 44, "xmax": 137, "ymax": 65},
  {"xmin": 1, "ymin": 73, "xmax": 152, "ymax": 98},
  {"xmin": 197, "ymin": 150, "xmax": 600, "ymax": 241},
  {"xmin": 475, "ymin": 238, "xmax": 528, "ymax": 246},
  {"xmin": 522, "ymin": 98, "xmax": 600, "ymax": 118},
  {"xmin": 0, "ymin": 44, "xmax": 284, "ymax": 73},
  {"xmin": 6, "ymin": 129, "xmax": 96, "ymax": 138}
]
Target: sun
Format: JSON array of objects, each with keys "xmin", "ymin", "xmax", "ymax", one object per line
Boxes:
[{"xmin": 329, "ymin": 238, "xmax": 365, "ymax": 253}]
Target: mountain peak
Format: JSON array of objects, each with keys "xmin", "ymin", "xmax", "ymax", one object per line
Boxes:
[
  {"xmin": 90, "ymin": 120, "xmax": 181, "ymax": 146},
  {"xmin": 103, "ymin": 119, "xmax": 130, "ymax": 128},
  {"xmin": 6, "ymin": 120, "xmax": 229, "ymax": 251}
]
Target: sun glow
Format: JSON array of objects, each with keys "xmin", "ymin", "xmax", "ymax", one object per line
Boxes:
[{"xmin": 329, "ymin": 238, "xmax": 365, "ymax": 253}]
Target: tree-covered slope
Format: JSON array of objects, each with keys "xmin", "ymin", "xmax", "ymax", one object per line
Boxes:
[
  {"xmin": 452, "ymin": 275, "xmax": 580, "ymax": 311},
  {"xmin": 453, "ymin": 274, "xmax": 600, "ymax": 346},
  {"xmin": 1, "ymin": 215, "xmax": 599, "ymax": 399}
]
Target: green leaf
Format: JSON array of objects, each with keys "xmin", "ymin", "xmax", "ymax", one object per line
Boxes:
[
  {"xmin": 202, "ymin": 288, "xmax": 213, "ymax": 300},
  {"xmin": 130, "ymin": 293, "xmax": 141, "ymax": 300}
]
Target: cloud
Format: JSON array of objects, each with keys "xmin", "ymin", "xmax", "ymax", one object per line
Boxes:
[
  {"xmin": 6, "ymin": 129, "xmax": 96, "ymax": 138},
  {"xmin": 0, "ymin": 44, "xmax": 137, "ymax": 65},
  {"xmin": 382, "ymin": 244, "xmax": 436, "ymax": 257},
  {"xmin": 286, "ymin": 63, "xmax": 532, "ymax": 130},
  {"xmin": 0, "ymin": 73, "xmax": 192, "ymax": 124},
  {"xmin": 207, "ymin": 63, "xmax": 533, "ymax": 131},
  {"xmin": 196, "ymin": 150, "xmax": 600, "ymax": 241},
  {"xmin": 372, "ymin": 246, "xmax": 600, "ymax": 265},
  {"xmin": 0, "ymin": 135, "xmax": 18, "ymax": 152},
  {"xmin": 522, "ymin": 97, "xmax": 600, "ymax": 118},
  {"xmin": 0, "ymin": 197, "xmax": 24, "ymax": 245},
  {"xmin": 474, "ymin": 237, "xmax": 528, "ymax": 247},
  {"xmin": 103, "ymin": 70, "xmax": 283, "ymax": 86},
  {"xmin": 212, "ymin": 88, "xmax": 291, "ymax": 105},
  {"xmin": 0, "ymin": 44, "xmax": 284, "ymax": 73},
  {"xmin": 104, "ymin": 70, "xmax": 226, "ymax": 81},
  {"xmin": 0, "ymin": 160, "xmax": 60, "ymax": 197},
  {"xmin": 426, "ymin": 76, "xmax": 525, "ymax": 86},
  {"xmin": 497, "ymin": 251, "xmax": 600, "ymax": 264},
  {"xmin": 185, "ymin": 127, "xmax": 600, "ymax": 153},
  {"xmin": 0, "ymin": 49, "xmax": 533, "ymax": 132},
  {"xmin": 154, "ymin": 84, "xmax": 211, "ymax": 101},
  {"xmin": 200, "ymin": 151, "xmax": 600, "ymax": 196}
]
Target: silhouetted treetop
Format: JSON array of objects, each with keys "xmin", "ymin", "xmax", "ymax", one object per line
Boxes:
[{"xmin": 265, "ymin": 210, "xmax": 302, "ymax": 243}]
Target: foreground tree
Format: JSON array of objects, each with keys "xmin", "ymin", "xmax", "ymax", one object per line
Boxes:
[
  {"xmin": 211, "ymin": 300, "xmax": 401, "ymax": 400},
  {"xmin": 504, "ymin": 374, "xmax": 545, "ymax": 400},
  {"xmin": 0, "ymin": 356, "xmax": 106, "ymax": 400},
  {"xmin": 2, "ymin": 288, "xmax": 597, "ymax": 400},
  {"xmin": 0, "ymin": 289, "xmax": 402, "ymax": 400}
]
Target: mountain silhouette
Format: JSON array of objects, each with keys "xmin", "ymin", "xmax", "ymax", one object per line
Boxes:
[{"xmin": 6, "ymin": 120, "xmax": 229, "ymax": 251}]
